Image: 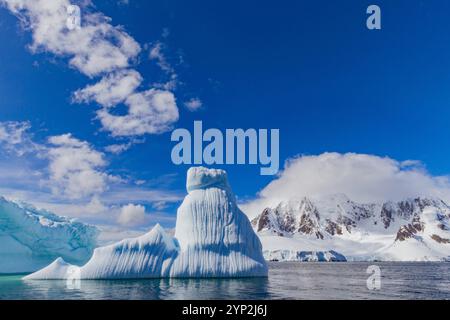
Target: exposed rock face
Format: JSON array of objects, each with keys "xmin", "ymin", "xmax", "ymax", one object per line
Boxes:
[
  {"xmin": 431, "ymin": 234, "xmax": 450, "ymax": 244},
  {"xmin": 252, "ymin": 195, "xmax": 450, "ymax": 261},
  {"xmin": 25, "ymin": 167, "xmax": 268, "ymax": 279},
  {"xmin": 252, "ymin": 196, "xmax": 449, "ymax": 239},
  {"xmin": 395, "ymin": 216, "xmax": 424, "ymax": 241},
  {"xmin": 324, "ymin": 220, "xmax": 343, "ymax": 236}
]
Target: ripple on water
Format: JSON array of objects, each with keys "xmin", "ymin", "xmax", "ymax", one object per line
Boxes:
[{"xmin": 0, "ymin": 262, "xmax": 449, "ymax": 300}]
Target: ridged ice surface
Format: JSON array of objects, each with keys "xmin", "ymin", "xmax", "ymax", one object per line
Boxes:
[
  {"xmin": 0, "ymin": 197, "xmax": 98, "ymax": 273},
  {"xmin": 25, "ymin": 167, "xmax": 268, "ymax": 279}
]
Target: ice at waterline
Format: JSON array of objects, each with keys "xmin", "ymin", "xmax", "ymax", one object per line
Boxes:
[
  {"xmin": 24, "ymin": 167, "xmax": 268, "ymax": 279},
  {"xmin": 171, "ymin": 121, "xmax": 279, "ymax": 175}
]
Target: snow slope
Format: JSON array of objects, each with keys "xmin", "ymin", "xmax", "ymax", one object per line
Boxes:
[
  {"xmin": 263, "ymin": 249, "xmax": 346, "ymax": 262},
  {"xmin": 0, "ymin": 197, "xmax": 98, "ymax": 273},
  {"xmin": 252, "ymin": 195, "xmax": 450, "ymax": 261},
  {"xmin": 25, "ymin": 167, "xmax": 268, "ymax": 279}
]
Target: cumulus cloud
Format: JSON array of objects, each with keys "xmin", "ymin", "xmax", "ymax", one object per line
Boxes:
[
  {"xmin": 0, "ymin": 121, "xmax": 113, "ymax": 199},
  {"xmin": 0, "ymin": 121, "xmax": 184, "ymax": 228},
  {"xmin": 0, "ymin": 121, "xmax": 184, "ymax": 204},
  {"xmin": 104, "ymin": 143, "xmax": 132, "ymax": 154},
  {"xmin": 117, "ymin": 203, "xmax": 148, "ymax": 226},
  {"xmin": 0, "ymin": 121, "xmax": 40, "ymax": 155},
  {"xmin": 97, "ymin": 89, "xmax": 179, "ymax": 136},
  {"xmin": 0, "ymin": 121, "xmax": 30, "ymax": 144},
  {"xmin": 1, "ymin": 0, "xmax": 140, "ymax": 77},
  {"xmin": 46, "ymin": 133, "xmax": 113, "ymax": 199},
  {"xmin": 1, "ymin": 0, "xmax": 180, "ymax": 138},
  {"xmin": 241, "ymin": 152, "xmax": 450, "ymax": 218},
  {"xmin": 73, "ymin": 69, "xmax": 142, "ymax": 107},
  {"xmin": 184, "ymin": 98, "xmax": 202, "ymax": 111}
]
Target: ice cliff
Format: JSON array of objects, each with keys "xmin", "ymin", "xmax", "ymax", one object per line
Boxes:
[
  {"xmin": 263, "ymin": 249, "xmax": 346, "ymax": 262},
  {"xmin": 25, "ymin": 167, "xmax": 268, "ymax": 279},
  {"xmin": 0, "ymin": 197, "xmax": 98, "ymax": 273}
]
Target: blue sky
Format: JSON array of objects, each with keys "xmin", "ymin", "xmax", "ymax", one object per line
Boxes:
[{"xmin": 1, "ymin": 0, "xmax": 450, "ymax": 233}]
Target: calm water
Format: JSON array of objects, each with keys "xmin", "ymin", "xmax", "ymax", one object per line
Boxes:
[{"xmin": 0, "ymin": 262, "xmax": 449, "ymax": 300}]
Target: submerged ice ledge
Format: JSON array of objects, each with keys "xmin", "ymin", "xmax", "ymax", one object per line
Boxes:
[{"xmin": 25, "ymin": 167, "xmax": 268, "ymax": 279}]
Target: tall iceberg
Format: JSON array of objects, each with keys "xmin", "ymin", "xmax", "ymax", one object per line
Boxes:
[
  {"xmin": 0, "ymin": 197, "xmax": 98, "ymax": 273},
  {"xmin": 25, "ymin": 167, "xmax": 268, "ymax": 279}
]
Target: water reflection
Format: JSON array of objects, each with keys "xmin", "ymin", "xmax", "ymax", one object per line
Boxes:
[
  {"xmin": 2, "ymin": 262, "xmax": 449, "ymax": 300},
  {"xmin": 19, "ymin": 277, "xmax": 270, "ymax": 300}
]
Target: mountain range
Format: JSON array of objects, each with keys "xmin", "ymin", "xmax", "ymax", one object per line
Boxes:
[
  {"xmin": 251, "ymin": 194, "xmax": 450, "ymax": 261},
  {"xmin": 2, "ymin": 169, "xmax": 450, "ymax": 275}
]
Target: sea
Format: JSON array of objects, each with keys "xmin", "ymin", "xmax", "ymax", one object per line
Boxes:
[{"xmin": 0, "ymin": 262, "xmax": 449, "ymax": 300}]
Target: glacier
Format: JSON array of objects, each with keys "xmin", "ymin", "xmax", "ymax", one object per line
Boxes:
[
  {"xmin": 0, "ymin": 197, "xmax": 98, "ymax": 273},
  {"xmin": 25, "ymin": 167, "xmax": 268, "ymax": 279},
  {"xmin": 263, "ymin": 249, "xmax": 346, "ymax": 262}
]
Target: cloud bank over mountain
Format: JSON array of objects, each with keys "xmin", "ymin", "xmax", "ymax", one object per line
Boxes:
[{"xmin": 242, "ymin": 152, "xmax": 450, "ymax": 219}]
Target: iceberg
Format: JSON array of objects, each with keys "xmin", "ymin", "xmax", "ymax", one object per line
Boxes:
[
  {"xmin": 0, "ymin": 197, "xmax": 98, "ymax": 273},
  {"xmin": 25, "ymin": 167, "xmax": 268, "ymax": 279}
]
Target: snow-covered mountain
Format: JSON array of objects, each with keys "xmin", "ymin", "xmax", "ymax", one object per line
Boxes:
[
  {"xmin": 0, "ymin": 196, "xmax": 98, "ymax": 273},
  {"xmin": 25, "ymin": 167, "xmax": 267, "ymax": 279},
  {"xmin": 251, "ymin": 194, "xmax": 450, "ymax": 261}
]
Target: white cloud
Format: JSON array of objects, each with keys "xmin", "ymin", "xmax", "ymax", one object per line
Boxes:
[
  {"xmin": 241, "ymin": 152, "xmax": 450, "ymax": 218},
  {"xmin": 184, "ymin": 98, "xmax": 202, "ymax": 111},
  {"xmin": 0, "ymin": 180, "xmax": 182, "ymax": 226},
  {"xmin": 82, "ymin": 196, "xmax": 109, "ymax": 215},
  {"xmin": 104, "ymin": 143, "xmax": 132, "ymax": 154},
  {"xmin": 0, "ymin": 121, "xmax": 40, "ymax": 155},
  {"xmin": 117, "ymin": 203, "xmax": 148, "ymax": 226},
  {"xmin": 149, "ymin": 41, "xmax": 174, "ymax": 75},
  {"xmin": 103, "ymin": 186, "xmax": 183, "ymax": 204},
  {"xmin": 46, "ymin": 133, "xmax": 111, "ymax": 199},
  {"xmin": 97, "ymin": 225, "xmax": 146, "ymax": 245},
  {"xmin": 152, "ymin": 200, "xmax": 168, "ymax": 210},
  {"xmin": 148, "ymin": 40, "xmax": 178, "ymax": 90},
  {"xmin": 73, "ymin": 69, "xmax": 142, "ymax": 107},
  {"xmin": 0, "ymin": 121, "xmax": 184, "ymax": 204},
  {"xmin": 1, "ymin": 0, "xmax": 180, "ymax": 138},
  {"xmin": 0, "ymin": 121, "xmax": 115, "ymax": 200},
  {"xmin": 0, "ymin": 121, "xmax": 29, "ymax": 144},
  {"xmin": 0, "ymin": 121, "xmax": 183, "ymax": 228},
  {"xmin": 1, "ymin": 0, "xmax": 140, "ymax": 77},
  {"xmin": 97, "ymin": 89, "xmax": 179, "ymax": 136}
]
